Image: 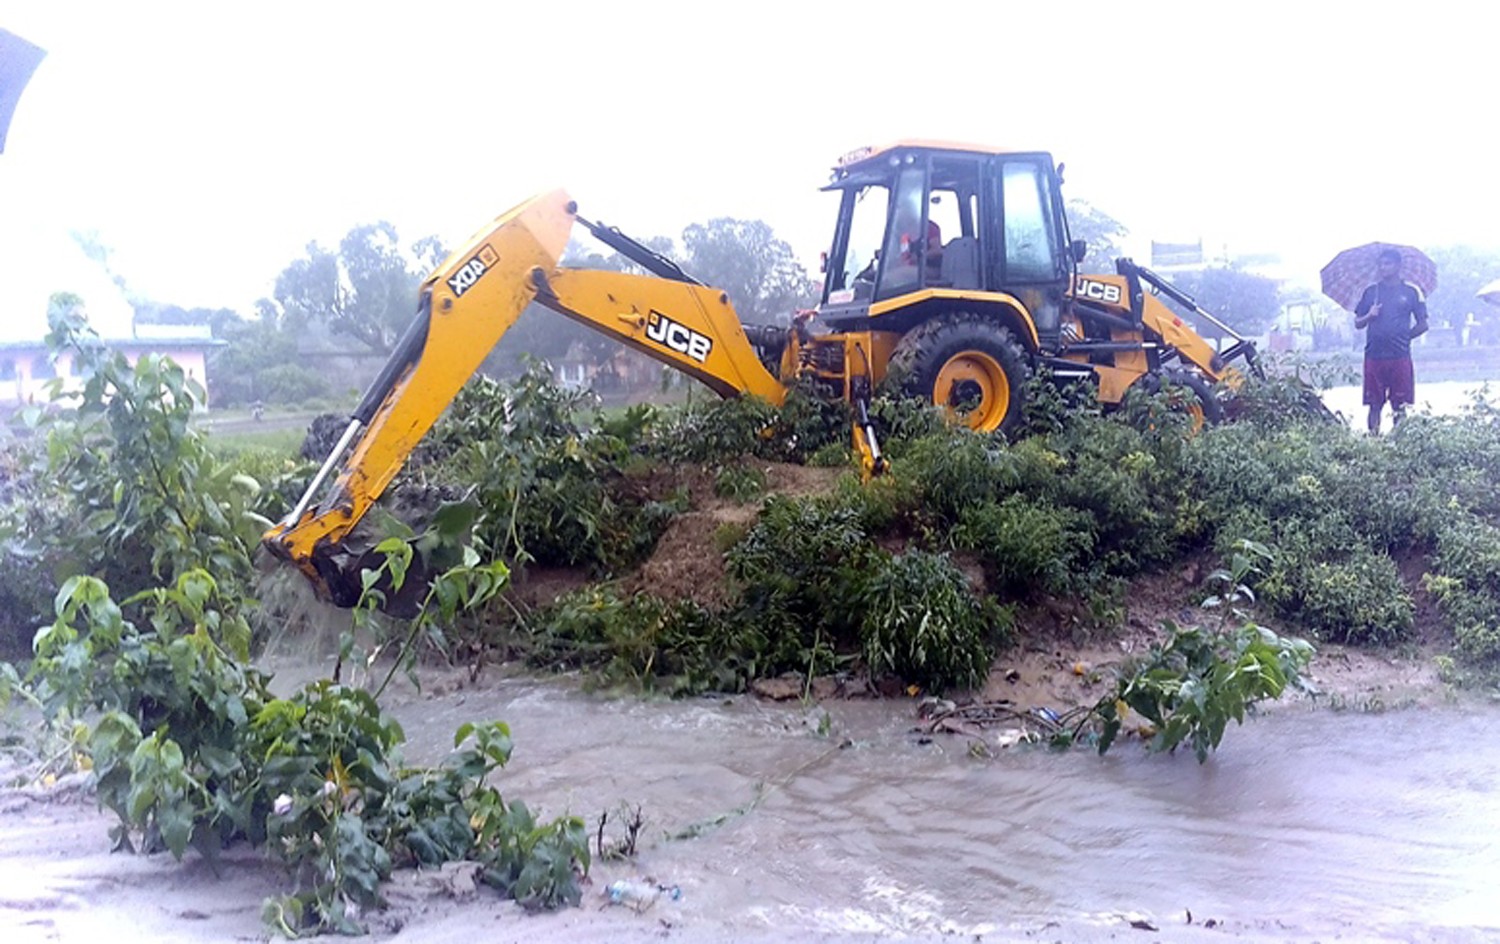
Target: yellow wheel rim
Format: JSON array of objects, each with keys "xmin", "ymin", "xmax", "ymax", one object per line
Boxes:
[
  {"xmin": 934, "ymin": 351, "xmax": 1010, "ymax": 431},
  {"xmin": 1161, "ymin": 380, "xmax": 1207, "ymax": 434},
  {"xmin": 1184, "ymin": 401, "xmax": 1206, "ymax": 435}
]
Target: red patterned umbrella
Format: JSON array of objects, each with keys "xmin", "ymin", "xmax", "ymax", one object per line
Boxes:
[{"xmin": 1320, "ymin": 242, "xmax": 1437, "ymax": 312}]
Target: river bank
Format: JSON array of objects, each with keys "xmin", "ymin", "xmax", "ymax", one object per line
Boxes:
[{"xmin": 2, "ymin": 626, "xmax": 1491, "ymax": 944}]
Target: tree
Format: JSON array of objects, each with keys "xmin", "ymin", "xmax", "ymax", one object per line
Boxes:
[
  {"xmin": 1425, "ymin": 245, "xmax": 1500, "ymax": 331},
  {"xmin": 270, "ymin": 222, "xmax": 444, "ymax": 355},
  {"xmin": 680, "ymin": 218, "xmax": 816, "ymax": 324},
  {"xmin": 206, "ymin": 314, "xmax": 315, "ymax": 407},
  {"xmin": 47, "ymin": 291, "xmax": 85, "ymax": 321},
  {"xmin": 1167, "ymin": 266, "xmax": 1282, "ymax": 337},
  {"xmin": 484, "ymin": 236, "xmax": 679, "ymax": 379},
  {"xmin": 1065, "ymin": 200, "xmax": 1130, "ymax": 275}
]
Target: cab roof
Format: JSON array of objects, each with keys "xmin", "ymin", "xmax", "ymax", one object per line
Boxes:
[{"xmin": 834, "ymin": 139, "xmax": 1039, "ymax": 171}]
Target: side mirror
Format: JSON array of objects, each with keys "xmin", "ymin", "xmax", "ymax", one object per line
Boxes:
[{"xmin": 1071, "ymin": 239, "xmax": 1087, "ymax": 264}]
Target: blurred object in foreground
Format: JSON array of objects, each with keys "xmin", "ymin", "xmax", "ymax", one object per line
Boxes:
[{"xmin": 0, "ymin": 27, "xmax": 47, "ymax": 154}]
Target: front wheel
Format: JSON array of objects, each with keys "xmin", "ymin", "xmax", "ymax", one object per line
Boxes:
[
  {"xmin": 1152, "ymin": 369, "xmax": 1223, "ymax": 433},
  {"xmin": 888, "ymin": 312, "xmax": 1030, "ymax": 435}
]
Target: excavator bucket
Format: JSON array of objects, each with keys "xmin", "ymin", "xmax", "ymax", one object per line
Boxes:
[{"xmin": 263, "ymin": 190, "xmax": 576, "ymax": 606}]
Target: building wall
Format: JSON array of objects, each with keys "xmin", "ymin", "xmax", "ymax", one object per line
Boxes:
[{"xmin": 0, "ymin": 346, "xmax": 212, "ymax": 409}]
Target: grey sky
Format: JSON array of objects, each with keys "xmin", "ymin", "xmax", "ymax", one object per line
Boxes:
[{"xmin": 2, "ymin": 0, "xmax": 1496, "ymax": 322}]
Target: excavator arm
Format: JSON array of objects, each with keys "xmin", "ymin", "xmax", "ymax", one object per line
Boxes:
[{"xmin": 262, "ymin": 189, "xmax": 785, "ymax": 606}]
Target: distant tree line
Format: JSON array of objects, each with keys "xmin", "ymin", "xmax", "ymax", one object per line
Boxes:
[
  {"xmin": 127, "ymin": 196, "xmax": 1500, "ymax": 409},
  {"xmin": 1068, "ymin": 199, "xmax": 1282, "ymax": 337},
  {"xmin": 134, "ymin": 215, "xmax": 816, "ymax": 408}
]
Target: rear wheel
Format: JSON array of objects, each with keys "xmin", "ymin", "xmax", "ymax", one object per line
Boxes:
[{"xmin": 889, "ymin": 312, "xmax": 1030, "ymax": 435}]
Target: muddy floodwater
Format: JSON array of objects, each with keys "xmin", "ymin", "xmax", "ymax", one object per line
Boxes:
[
  {"xmin": 1322, "ymin": 378, "xmax": 1496, "ymax": 429},
  {"xmin": 4, "ymin": 669, "xmax": 1499, "ymax": 943},
  {"xmin": 392, "ymin": 674, "xmax": 1500, "ymax": 942}
]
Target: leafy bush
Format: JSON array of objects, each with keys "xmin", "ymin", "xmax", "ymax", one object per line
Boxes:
[
  {"xmin": 1093, "ymin": 545, "xmax": 1314, "ymax": 762},
  {"xmin": 858, "ymin": 549, "xmax": 1008, "ymax": 691},
  {"xmin": 725, "ymin": 495, "xmax": 879, "ymax": 648},
  {"xmin": 15, "ymin": 312, "xmax": 269, "ymax": 611},
  {"xmin": 888, "ymin": 431, "xmax": 1022, "ymax": 527},
  {"xmin": 1281, "ymin": 549, "xmax": 1413, "ymax": 646},
  {"xmin": 430, "ymin": 367, "xmax": 677, "ymax": 572},
  {"xmin": 0, "ymin": 438, "xmax": 60, "ymax": 650},
  {"xmin": 528, "ymin": 588, "xmax": 827, "ymax": 696},
  {"xmin": 0, "ymin": 314, "xmax": 343, "ymax": 655},
  {"xmin": 1046, "ymin": 416, "xmax": 1185, "ymax": 574},
  {"xmin": 1223, "ymin": 364, "xmax": 1348, "ymax": 432},
  {"xmin": 713, "ymin": 464, "xmax": 767, "ymax": 502},
  {"xmin": 1428, "ymin": 518, "xmax": 1500, "ymax": 666},
  {"xmin": 646, "ymin": 394, "xmax": 780, "ymax": 464},
  {"xmin": 1017, "ymin": 367, "xmax": 1100, "ymax": 438},
  {"xmin": 951, "ymin": 494, "xmax": 1096, "ymax": 597},
  {"xmin": 16, "ymin": 567, "xmax": 586, "ymax": 937},
  {"xmin": 0, "ymin": 319, "xmax": 597, "ymax": 936},
  {"xmin": 1186, "ymin": 419, "xmax": 1425, "ymax": 647}
]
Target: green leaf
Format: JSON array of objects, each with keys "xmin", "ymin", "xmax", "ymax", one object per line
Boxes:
[
  {"xmin": 159, "ymin": 803, "xmax": 194, "ymax": 860},
  {"xmin": 430, "ymin": 501, "xmax": 478, "ymax": 540}
]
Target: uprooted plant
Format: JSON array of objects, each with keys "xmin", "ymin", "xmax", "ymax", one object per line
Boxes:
[
  {"xmin": 16, "ymin": 562, "xmax": 587, "ymax": 937},
  {"xmin": 921, "ymin": 541, "xmax": 1314, "ymax": 763},
  {"xmin": 1090, "ymin": 540, "xmax": 1314, "ymax": 762},
  {"xmin": 0, "ymin": 317, "xmax": 590, "ymax": 936}
]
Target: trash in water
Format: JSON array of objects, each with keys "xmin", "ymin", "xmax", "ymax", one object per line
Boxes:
[{"xmin": 604, "ymin": 879, "xmax": 683, "ymax": 912}]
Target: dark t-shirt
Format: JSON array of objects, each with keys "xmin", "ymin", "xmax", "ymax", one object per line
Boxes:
[{"xmin": 1356, "ymin": 281, "xmax": 1428, "ymax": 360}]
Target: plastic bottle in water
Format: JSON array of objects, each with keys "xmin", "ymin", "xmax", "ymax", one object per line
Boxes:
[{"xmin": 605, "ymin": 879, "xmax": 682, "ymax": 911}]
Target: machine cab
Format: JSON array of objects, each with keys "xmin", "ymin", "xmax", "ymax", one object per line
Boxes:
[{"xmin": 819, "ymin": 142, "xmax": 1073, "ymax": 330}]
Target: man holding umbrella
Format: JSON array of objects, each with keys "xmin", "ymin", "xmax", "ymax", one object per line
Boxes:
[{"xmin": 1354, "ymin": 248, "xmax": 1429, "ymax": 433}]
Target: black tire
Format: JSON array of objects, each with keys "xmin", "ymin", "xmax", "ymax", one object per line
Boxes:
[
  {"xmin": 888, "ymin": 311, "xmax": 1030, "ymax": 435},
  {"xmin": 1156, "ymin": 369, "xmax": 1224, "ymax": 431}
]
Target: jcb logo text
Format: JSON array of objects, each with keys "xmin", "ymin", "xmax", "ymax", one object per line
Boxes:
[
  {"xmin": 448, "ymin": 245, "xmax": 499, "ymax": 298},
  {"xmin": 1076, "ymin": 279, "xmax": 1123, "ymax": 305},
  {"xmin": 645, "ymin": 312, "xmax": 713, "ymax": 363}
]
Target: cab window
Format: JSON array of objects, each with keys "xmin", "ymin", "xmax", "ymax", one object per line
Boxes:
[
  {"xmin": 826, "ymin": 183, "xmax": 890, "ymax": 304},
  {"xmin": 1000, "ymin": 161, "xmax": 1061, "ymax": 283},
  {"xmin": 877, "ymin": 166, "xmax": 928, "ymax": 300},
  {"xmin": 927, "ymin": 158, "xmax": 982, "ymax": 290}
]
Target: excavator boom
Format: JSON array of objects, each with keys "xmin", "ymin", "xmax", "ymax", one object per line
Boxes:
[{"xmin": 262, "ymin": 189, "xmax": 784, "ymax": 605}]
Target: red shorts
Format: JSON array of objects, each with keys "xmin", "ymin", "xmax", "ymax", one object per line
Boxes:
[{"xmin": 1363, "ymin": 357, "xmax": 1414, "ymax": 407}]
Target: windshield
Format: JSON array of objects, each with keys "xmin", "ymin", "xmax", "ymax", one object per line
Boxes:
[
  {"xmin": 825, "ymin": 183, "xmax": 890, "ymax": 305},
  {"xmin": 1001, "ymin": 160, "xmax": 1063, "ymax": 282}
]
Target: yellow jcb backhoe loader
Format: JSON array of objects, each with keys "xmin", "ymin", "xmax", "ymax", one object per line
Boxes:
[{"xmin": 263, "ymin": 141, "xmax": 1265, "ymax": 606}]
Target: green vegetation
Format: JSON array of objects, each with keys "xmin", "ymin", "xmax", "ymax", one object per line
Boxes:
[
  {"xmin": 1092, "ymin": 542, "xmax": 1315, "ymax": 762},
  {"xmin": 203, "ymin": 423, "xmax": 306, "ymax": 457},
  {"xmin": 428, "ymin": 363, "xmax": 1500, "ymax": 695},
  {"xmin": 0, "ymin": 314, "xmax": 588, "ymax": 937},
  {"xmin": 12, "ymin": 303, "xmax": 1500, "ymax": 935}
]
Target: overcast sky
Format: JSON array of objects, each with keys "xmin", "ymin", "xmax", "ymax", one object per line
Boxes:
[{"xmin": 2, "ymin": 0, "xmax": 1497, "ymax": 325}]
